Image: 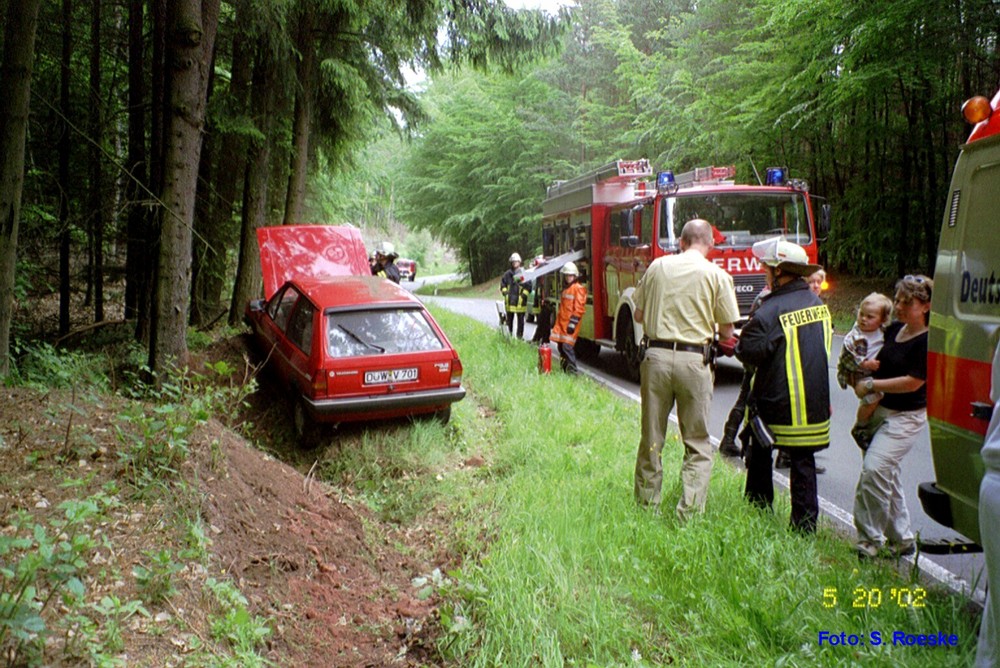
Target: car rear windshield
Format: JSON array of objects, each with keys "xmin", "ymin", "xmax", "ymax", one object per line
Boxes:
[{"xmin": 327, "ymin": 308, "xmax": 445, "ymax": 358}]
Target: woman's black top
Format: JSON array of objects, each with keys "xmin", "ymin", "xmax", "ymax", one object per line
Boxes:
[{"xmin": 874, "ymin": 321, "xmax": 927, "ymax": 411}]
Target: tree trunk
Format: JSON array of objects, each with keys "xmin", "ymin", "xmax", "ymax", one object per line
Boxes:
[
  {"xmin": 0, "ymin": 0, "xmax": 42, "ymax": 377},
  {"xmin": 148, "ymin": 0, "xmax": 220, "ymax": 377},
  {"xmin": 229, "ymin": 53, "xmax": 279, "ymax": 325},
  {"xmin": 137, "ymin": 0, "xmax": 168, "ymax": 344},
  {"xmin": 124, "ymin": 0, "xmax": 147, "ymax": 321},
  {"xmin": 189, "ymin": 49, "xmax": 217, "ymax": 327},
  {"xmin": 195, "ymin": 30, "xmax": 251, "ymax": 327},
  {"xmin": 59, "ymin": 0, "xmax": 73, "ymax": 336},
  {"xmin": 89, "ymin": 0, "xmax": 105, "ymax": 323},
  {"xmin": 283, "ymin": 8, "xmax": 315, "ymax": 226}
]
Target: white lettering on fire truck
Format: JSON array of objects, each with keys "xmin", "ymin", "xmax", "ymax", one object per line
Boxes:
[{"xmin": 713, "ymin": 257, "xmax": 763, "ymax": 273}]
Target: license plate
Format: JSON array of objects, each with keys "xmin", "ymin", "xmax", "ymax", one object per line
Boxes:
[{"xmin": 364, "ymin": 368, "xmax": 418, "ymax": 385}]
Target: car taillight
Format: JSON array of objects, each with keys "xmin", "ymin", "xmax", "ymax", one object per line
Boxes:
[
  {"xmin": 450, "ymin": 358, "xmax": 463, "ymax": 386},
  {"xmin": 312, "ymin": 370, "xmax": 329, "ymax": 397}
]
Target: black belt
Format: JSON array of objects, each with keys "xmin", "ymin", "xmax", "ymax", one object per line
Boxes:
[{"xmin": 647, "ymin": 340, "xmax": 706, "ymax": 354}]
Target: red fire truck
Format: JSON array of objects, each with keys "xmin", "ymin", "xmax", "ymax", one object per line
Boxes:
[{"xmin": 531, "ymin": 159, "xmax": 829, "ymax": 379}]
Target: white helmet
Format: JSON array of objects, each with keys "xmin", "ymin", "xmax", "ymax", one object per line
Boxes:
[
  {"xmin": 375, "ymin": 241, "xmax": 395, "ymax": 257},
  {"xmin": 751, "ymin": 237, "xmax": 821, "ymax": 276},
  {"xmin": 509, "ymin": 252, "xmax": 522, "ymax": 263},
  {"xmin": 560, "ymin": 261, "xmax": 579, "ymax": 276}
]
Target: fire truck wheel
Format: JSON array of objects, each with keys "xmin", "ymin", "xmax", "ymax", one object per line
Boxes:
[
  {"xmin": 576, "ymin": 338, "xmax": 601, "ymax": 361},
  {"xmin": 618, "ymin": 317, "xmax": 642, "ymax": 383}
]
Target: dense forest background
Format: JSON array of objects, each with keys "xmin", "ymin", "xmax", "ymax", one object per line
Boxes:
[{"xmin": 1, "ymin": 0, "xmax": 999, "ymax": 375}]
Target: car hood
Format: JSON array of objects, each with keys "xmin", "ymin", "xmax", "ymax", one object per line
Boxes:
[{"xmin": 257, "ymin": 224, "xmax": 370, "ymax": 299}]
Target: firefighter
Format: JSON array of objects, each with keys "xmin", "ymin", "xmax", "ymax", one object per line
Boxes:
[
  {"xmin": 371, "ymin": 242, "xmax": 401, "ymax": 283},
  {"xmin": 735, "ymin": 238, "xmax": 831, "ymax": 533},
  {"xmin": 500, "ymin": 253, "xmax": 532, "ymax": 339},
  {"xmin": 549, "ymin": 262, "xmax": 587, "ymax": 374}
]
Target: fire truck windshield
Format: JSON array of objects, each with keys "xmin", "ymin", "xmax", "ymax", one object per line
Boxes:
[{"xmin": 658, "ymin": 192, "xmax": 812, "ymax": 249}]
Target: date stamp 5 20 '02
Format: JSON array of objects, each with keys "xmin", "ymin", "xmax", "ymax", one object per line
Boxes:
[{"xmin": 822, "ymin": 586, "xmax": 927, "ymax": 609}]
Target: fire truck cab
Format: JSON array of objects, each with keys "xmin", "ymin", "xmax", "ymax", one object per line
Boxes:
[
  {"xmin": 919, "ymin": 91, "xmax": 1000, "ymax": 548},
  {"xmin": 537, "ymin": 159, "xmax": 827, "ymax": 379}
]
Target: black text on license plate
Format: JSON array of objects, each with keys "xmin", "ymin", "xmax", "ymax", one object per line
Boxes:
[{"xmin": 364, "ymin": 368, "xmax": 418, "ymax": 385}]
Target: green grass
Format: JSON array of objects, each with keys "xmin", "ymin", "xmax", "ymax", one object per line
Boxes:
[{"xmin": 402, "ymin": 307, "xmax": 980, "ymax": 667}]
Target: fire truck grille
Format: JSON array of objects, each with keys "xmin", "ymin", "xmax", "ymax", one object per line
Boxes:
[{"xmin": 734, "ymin": 274, "xmax": 769, "ymax": 315}]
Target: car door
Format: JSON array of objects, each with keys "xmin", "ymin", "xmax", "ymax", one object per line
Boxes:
[
  {"xmin": 258, "ymin": 284, "xmax": 311, "ymax": 391},
  {"xmin": 282, "ymin": 295, "xmax": 317, "ymax": 395}
]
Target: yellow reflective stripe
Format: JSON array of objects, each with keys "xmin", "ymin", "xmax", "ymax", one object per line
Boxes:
[
  {"xmin": 771, "ymin": 420, "xmax": 831, "ymax": 447},
  {"xmin": 783, "ymin": 322, "xmax": 807, "ymax": 425},
  {"xmin": 779, "ymin": 304, "xmax": 831, "ymax": 427}
]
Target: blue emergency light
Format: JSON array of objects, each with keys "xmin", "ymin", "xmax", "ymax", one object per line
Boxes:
[
  {"xmin": 657, "ymin": 170, "xmax": 675, "ymax": 191},
  {"xmin": 765, "ymin": 167, "xmax": 787, "ymax": 186}
]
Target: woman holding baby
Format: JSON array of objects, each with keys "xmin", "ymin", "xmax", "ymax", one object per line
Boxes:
[{"xmin": 851, "ymin": 274, "xmax": 933, "ymax": 560}]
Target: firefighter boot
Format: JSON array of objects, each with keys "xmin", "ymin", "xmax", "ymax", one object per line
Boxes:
[{"xmin": 775, "ymin": 450, "xmax": 791, "ymax": 469}]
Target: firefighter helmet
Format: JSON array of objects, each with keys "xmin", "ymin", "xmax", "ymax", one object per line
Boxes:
[
  {"xmin": 509, "ymin": 252, "xmax": 522, "ymax": 263},
  {"xmin": 374, "ymin": 242, "xmax": 397, "ymax": 259},
  {"xmin": 751, "ymin": 237, "xmax": 820, "ymax": 276},
  {"xmin": 561, "ymin": 262, "xmax": 579, "ymax": 276}
]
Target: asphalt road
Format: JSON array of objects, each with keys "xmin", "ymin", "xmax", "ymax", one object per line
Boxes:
[{"xmin": 418, "ymin": 290, "xmax": 987, "ymax": 603}]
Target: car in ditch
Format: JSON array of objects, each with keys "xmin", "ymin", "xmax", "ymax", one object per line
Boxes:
[
  {"xmin": 396, "ymin": 257, "xmax": 417, "ymax": 281},
  {"xmin": 244, "ymin": 225, "xmax": 465, "ymax": 444}
]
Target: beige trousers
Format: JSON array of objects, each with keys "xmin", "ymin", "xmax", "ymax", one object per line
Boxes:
[{"xmin": 634, "ymin": 347, "xmax": 714, "ymax": 520}]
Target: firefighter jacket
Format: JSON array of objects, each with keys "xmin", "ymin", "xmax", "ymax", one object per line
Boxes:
[
  {"xmin": 372, "ymin": 261, "xmax": 401, "ymax": 284},
  {"xmin": 735, "ymin": 279, "xmax": 832, "ymax": 449},
  {"xmin": 550, "ymin": 280, "xmax": 587, "ymax": 345},
  {"xmin": 500, "ymin": 269, "xmax": 532, "ymax": 313}
]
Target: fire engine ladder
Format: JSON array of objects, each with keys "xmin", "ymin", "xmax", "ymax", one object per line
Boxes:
[
  {"xmin": 545, "ymin": 159, "xmax": 652, "ymax": 202},
  {"xmin": 670, "ymin": 165, "xmax": 737, "ymax": 188}
]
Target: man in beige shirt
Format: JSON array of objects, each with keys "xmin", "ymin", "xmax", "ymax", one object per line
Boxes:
[{"xmin": 633, "ymin": 219, "xmax": 740, "ymax": 520}]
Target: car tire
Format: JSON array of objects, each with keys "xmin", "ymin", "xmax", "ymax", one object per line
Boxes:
[
  {"xmin": 432, "ymin": 406, "xmax": 451, "ymax": 425},
  {"xmin": 293, "ymin": 399, "xmax": 325, "ymax": 449},
  {"xmin": 411, "ymin": 273, "xmax": 416, "ymax": 282}
]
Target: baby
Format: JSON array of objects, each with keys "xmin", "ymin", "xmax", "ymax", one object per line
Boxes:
[{"xmin": 837, "ymin": 292, "xmax": 893, "ymax": 449}]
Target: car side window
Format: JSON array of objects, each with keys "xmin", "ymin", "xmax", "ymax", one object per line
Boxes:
[
  {"xmin": 268, "ymin": 287, "xmax": 299, "ymax": 331},
  {"xmin": 286, "ymin": 300, "xmax": 315, "ymax": 354}
]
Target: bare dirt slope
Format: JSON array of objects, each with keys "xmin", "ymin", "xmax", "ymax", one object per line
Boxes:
[{"xmin": 0, "ymin": 375, "xmax": 441, "ymax": 666}]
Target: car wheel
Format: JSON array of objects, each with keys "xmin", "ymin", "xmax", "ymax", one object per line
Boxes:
[
  {"xmin": 432, "ymin": 406, "xmax": 451, "ymax": 425},
  {"xmin": 410, "ymin": 273, "xmax": 416, "ymax": 282},
  {"xmin": 293, "ymin": 399, "xmax": 325, "ymax": 449}
]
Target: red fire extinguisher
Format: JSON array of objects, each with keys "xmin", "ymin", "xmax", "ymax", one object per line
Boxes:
[{"xmin": 538, "ymin": 343, "xmax": 552, "ymax": 374}]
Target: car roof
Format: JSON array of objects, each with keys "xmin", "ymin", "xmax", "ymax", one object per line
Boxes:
[
  {"xmin": 293, "ymin": 275, "xmax": 424, "ymax": 310},
  {"xmin": 257, "ymin": 224, "xmax": 370, "ymax": 299}
]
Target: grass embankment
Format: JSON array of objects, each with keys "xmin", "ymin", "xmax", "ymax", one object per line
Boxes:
[{"xmin": 366, "ymin": 307, "xmax": 980, "ymax": 666}]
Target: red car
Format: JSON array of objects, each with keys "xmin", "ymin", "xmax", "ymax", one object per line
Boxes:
[
  {"xmin": 396, "ymin": 258, "xmax": 417, "ymax": 281},
  {"xmin": 245, "ymin": 225, "xmax": 465, "ymax": 444}
]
